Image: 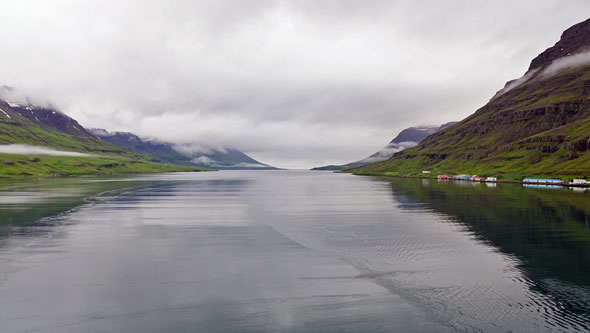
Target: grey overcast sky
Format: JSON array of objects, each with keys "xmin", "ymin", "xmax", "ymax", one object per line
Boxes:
[{"xmin": 1, "ymin": 0, "xmax": 589, "ymax": 168}]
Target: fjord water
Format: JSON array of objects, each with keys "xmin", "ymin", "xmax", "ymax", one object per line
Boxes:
[{"xmin": 0, "ymin": 172, "xmax": 589, "ymax": 332}]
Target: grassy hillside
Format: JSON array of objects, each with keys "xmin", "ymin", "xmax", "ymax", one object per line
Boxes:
[
  {"xmin": 0, "ymin": 154, "xmax": 203, "ymax": 178},
  {"xmin": 313, "ymin": 123, "xmax": 456, "ymax": 171},
  {"xmin": 353, "ymin": 19, "xmax": 590, "ymax": 181},
  {"xmin": 0, "ymin": 153, "xmax": 200, "ymax": 177},
  {"xmin": 0, "ymin": 102, "xmax": 209, "ymax": 177}
]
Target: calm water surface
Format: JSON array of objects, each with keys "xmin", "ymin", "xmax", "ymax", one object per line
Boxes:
[{"xmin": 0, "ymin": 171, "xmax": 589, "ymax": 332}]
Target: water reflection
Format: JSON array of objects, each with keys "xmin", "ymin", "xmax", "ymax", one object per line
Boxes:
[
  {"xmin": 0, "ymin": 172, "xmax": 448, "ymax": 332},
  {"xmin": 0, "ymin": 177, "xmax": 147, "ymax": 226},
  {"xmin": 1, "ymin": 172, "xmax": 589, "ymax": 332},
  {"xmin": 386, "ymin": 177, "xmax": 590, "ymax": 330},
  {"xmin": 523, "ymin": 184, "xmax": 563, "ymax": 189}
]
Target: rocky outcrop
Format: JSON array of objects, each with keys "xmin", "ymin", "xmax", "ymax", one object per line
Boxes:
[{"xmin": 529, "ymin": 17, "xmax": 590, "ymax": 70}]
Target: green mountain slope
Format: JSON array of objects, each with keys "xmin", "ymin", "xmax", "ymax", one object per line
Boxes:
[
  {"xmin": 353, "ymin": 18, "xmax": 590, "ymax": 180},
  {"xmin": 0, "ymin": 100, "xmax": 206, "ymax": 177},
  {"xmin": 312, "ymin": 123, "xmax": 456, "ymax": 171}
]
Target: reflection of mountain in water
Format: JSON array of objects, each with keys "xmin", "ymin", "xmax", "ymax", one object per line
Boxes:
[
  {"xmin": 0, "ymin": 177, "xmax": 253, "ymax": 241},
  {"xmin": 387, "ymin": 178, "xmax": 590, "ymax": 322}
]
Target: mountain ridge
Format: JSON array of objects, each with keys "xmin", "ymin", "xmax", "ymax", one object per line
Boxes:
[
  {"xmin": 529, "ymin": 17, "xmax": 590, "ymax": 71},
  {"xmin": 89, "ymin": 129, "xmax": 276, "ymax": 170},
  {"xmin": 0, "ymin": 98, "xmax": 205, "ymax": 176},
  {"xmin": 313, "ymin": 122, "xmax": 456, "ymax": 171},
  {"xmin": 352, "ymin": 17, "xmax": 590, "ymax": 180}
]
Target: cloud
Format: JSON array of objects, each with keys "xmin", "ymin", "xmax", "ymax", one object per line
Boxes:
[
  {"xmin": 174, "ymin": 144, "xmax": 220, "ymax": 156},
  {"xmin": 492, "ymin": 49, "xmax": 590, "ymax": 100},
  {"xmin": 491, "ymin": 68, "xmax": 541, "ymax": 99},
  {"xmin": 361, "ymin": 141, "xmax": 419, "ymax": 164},
  {"xmin": 1, "ymin": 0, "xmax": 590, "ymax": 168},
  {"xmin": 0, "ymin": 144, "xmax": 95, "ymax": 157},
  {"xmin": 541, "ymin": 49, "xmax": 590, "ymax": 76},
  {"xmin": 191, "ymin": 156, "xmax": 216, "ymax": 165}
]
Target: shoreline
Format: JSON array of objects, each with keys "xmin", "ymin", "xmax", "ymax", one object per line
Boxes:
[
  {"xmin": 0, "ymin": 168, "xmax": 214, "ymax": 180},
  {"xmin": 350, "ymin": 172, "xmax": 590, "ymax": 189}
]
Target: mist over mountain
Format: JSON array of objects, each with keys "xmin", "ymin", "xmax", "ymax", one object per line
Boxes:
[
  {"xmin": 2, "ymin": 1, "xmax": 589, "ymax": 168},
  {"xmin": 313, "ymin": 122, "xmax": 456, "ymax": 171},
  {"xmin": 0, "ymin": 85, "xmax": 273, "ymax": 170},
  {"xmin": 354, "ymin": 17, "xmax": 590, "ymax": 179},
  {"xmin": 0, "ymin": 97, "xmax": 204, "ymax": 176},
  {"xmin": 90, "ymin": 129, "xmax": 275, "ymax": 170}
]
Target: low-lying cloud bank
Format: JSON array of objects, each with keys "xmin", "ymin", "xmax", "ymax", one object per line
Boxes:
[
  {"xmin": 493, "ymin": 49, "xmax": 590, "ymax": 100},
  {"xmin": 360, "ymin": 141, "xmax": 419, "ymax": 164},
  {"xmin": 2, "ymin": 1, "xmax": 590, "ymax": 168},
  {"xmin": 0, "ymin": 144, "xmax": 94, "ymax": 157},
  {"xmin": 492, "ymin": 68, "xmax": 541, "ymax": 99},
  {"xmin": 541, "ymin": 49, "xmax": 590, "ymax": 76}
]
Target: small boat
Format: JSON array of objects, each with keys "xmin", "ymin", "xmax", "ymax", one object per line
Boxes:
[{"xmin": 437, "ymin": 174, "xmax": 449, "ymax": 180}]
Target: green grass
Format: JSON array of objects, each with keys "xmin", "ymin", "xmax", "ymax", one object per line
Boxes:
[
  {"xmin": 352, "ymin": 64, "xmax": 590, "ymax": 181},
  {"xmin": 0, "ymin": 108, "xmax": 213, "ymax": 177},
  {"xmin": 0, "ymin": 153, "xmax": 210, "ymax": 178}
]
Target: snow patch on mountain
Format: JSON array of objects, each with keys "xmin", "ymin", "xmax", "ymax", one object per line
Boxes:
[{"xmin": 0, "ymin": 108, "xmax": 11, "ymax": 119}]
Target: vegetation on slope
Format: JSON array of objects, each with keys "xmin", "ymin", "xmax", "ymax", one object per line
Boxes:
[
  {"xmin": 0, "ymin": 102, "xmax": 209, "ymax": 177},
  {"xmin": 353, "ymin": 18, "xmax": 590, "ymax": 180},
  {"xmin": 313, "ymin": 123, "xmax": 456, "ymax": 171},
  {"xmin": 0, "ymin": 153, "xmax": 201, "ymax": 178}
]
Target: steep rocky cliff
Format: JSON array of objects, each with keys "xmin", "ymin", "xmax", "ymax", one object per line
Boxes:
[{"xmin": 354, "ymin": 18, "xmax": 590, "ymax": 179}]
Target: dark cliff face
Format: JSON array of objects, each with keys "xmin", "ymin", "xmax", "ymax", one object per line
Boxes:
[{"xmin": 528, "ymin": 17, "xmax": 590, "ymax": 70}]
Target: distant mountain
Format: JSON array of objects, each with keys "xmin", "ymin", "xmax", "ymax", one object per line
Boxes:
[
  {"xmin": 0, "ymin": 98, "xmax": 201, "ymax": 176},
  {"xmin": 90, "ymin": 129, "xmax": 276, "ymax": 170},
  {"xmin": 176, "ymin": 146, "xmax": 276, "ymax": 169},
  {"xmin": 313, "ymin": 122, "xmax": 456, "ymax": 171},
  {"xmin": 353, "ymin": 17, "xmax": 590, "ymax": 179},
  {"xmin": 0, "ymin": 99, "xmax": 129, "ymax": 154},
  {"xmin": 88, "ymin": 129, "xmax": 194, "ymax": 165},
  {"xmin": 0, "ymin": 86, "xmax": 272, "ymax": 176}
]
